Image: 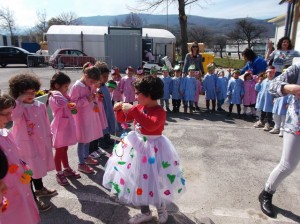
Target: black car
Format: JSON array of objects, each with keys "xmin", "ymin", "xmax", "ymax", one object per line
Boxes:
[{"xmin": 0, "ymin": 46, "xmax": 45, "ymax": 67}]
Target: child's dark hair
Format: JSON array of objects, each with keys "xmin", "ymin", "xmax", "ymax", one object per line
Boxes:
[
  {"xmin": 82, "ymin": 62, "xmax": 101, "ymax": 80},
  {"xmin": 133, "ymin": 76, "xmax": 163, "ymax": 100},
  {"xmin": 0, "ymin": 94, "xmax": 16, "ymax": 111},
  {"xmin": 46, "ymin": 72, "xmax": 71, "ymax": 106},
  {"xmin": 9, "ymin": 73, "xmax": 41, "ymax": 99},
  {"xmin": 0, "ymin": 148, "xmax": 8, "ymax": 179},
  {"xmin": 95, "ymin": 61, "xmax": 110, "ymax": 74}
]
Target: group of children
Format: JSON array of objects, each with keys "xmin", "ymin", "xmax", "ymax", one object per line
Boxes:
[{"xmin": 0, "ymin": 61, "xmax": 186, "ymax": 224}]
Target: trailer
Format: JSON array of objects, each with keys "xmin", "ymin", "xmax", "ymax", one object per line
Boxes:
[{"xmin": 46, "ymin": 25, "xmax": 176, "ymax": 71}]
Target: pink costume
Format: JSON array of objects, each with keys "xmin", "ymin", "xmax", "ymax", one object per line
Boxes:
[
  {"xmin": 194, "ymin": 79, "xmax": 202, "ymax": 102},
  {"xmin": 120, "ymin": 75, "xmax": 136, "ymax": 103},
  {"xmin": 0, "ymin": 129, "xmax": 40, "ymax": 224},
  {"xmin": 69, "ymin": 80, "xmax": 103, "ymax": 143},
  {"xmin": 112, "ymin": 77, "xmax": 123, "ymax": 102},
  {"xmin": 243, "ymin": 78, "xmax": 257, "ymax": 106},
  {"xmin": 11, "ymin": 100, "xmax": 55, "ymax": 179},
  {"xmin": 48, "ymin": 90, "xmax": 77, "ymax": 148}
]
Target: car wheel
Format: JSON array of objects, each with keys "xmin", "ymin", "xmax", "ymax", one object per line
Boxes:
[{"xmin": 1, "ymin": 64, "xmax": 7, "ymax": 68}]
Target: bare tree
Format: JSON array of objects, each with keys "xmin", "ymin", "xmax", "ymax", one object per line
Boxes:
[
  {"xmin": 0, "ymin": 7, "xmax": 16, "ymax": 43},
  {"xmin": 213, "ymin": 35, "xmax": 228, "ymax": 58},
  {"xmin": 48, "ymin": 11, "xmax": 81, "ymax": 27},
  {"xmin": 33, "ymin": 10, "xmax": 48, "ymax": 42},
  {"xmin": 122, "ymin": 13, "xmax": 143, "ymax": 27},
  {"xmin": 188, "ymin": 25, "xmax": 213, "ymax": 47},
  {"xmin": 234, "ymin": 19, "xmax": 266, "ymax": 49},
  {"xmin": 112, "ymin": 17, "xmax": 121, "ymax": 26},
  {"xmin": 128, "ymin": 0, "xmax": 206, "ymax": 60},
  {"xmin": 227, "ymin": 30, "xmax": 243, "ymax": 59}
]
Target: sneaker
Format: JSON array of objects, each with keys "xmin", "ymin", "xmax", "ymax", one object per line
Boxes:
[
  {"xmin": 278, "ymin": 130, "xmax": 284, "ymax": 137},
  {"xmin": 35, "ymin": 187, "xmax": 58, "ymax": 198},
  {"xmin": 263, "ymin": 123, "xmax": 272, "ymax": 131},
  {"xmin": 85, "ymin": 156, "xmax": 99, "ymax": 165},
  {"xmin": 90, "ymin": 151, "xmax": 101, "ymax": 159},
  {"xmin": 36, "ymin": 199, "xmax": 52, "ymax": 212},
  {"xmin": 269, "ymin": 128, "xmax": 280, "ymax": 134},
  {"xmin": 128, "ymin": 212, "xmax": 153, "ymax": 224},
  {"xmin": 56, "ymin": 173, "xmax": 69, "ymax": 186},
  {"xmin": 254, "ymin": 121, "xmax": 264, "ymax": 128},
  {"xmin": 157, "ymin": 206, "xmax": 168, "ymax": 224},
  {"xmin": 78, "ymin": 164, "xmax": 94, "ymax": 174},
  {"xmin": 63, "ymin": 167, "xmax": 81, "ymax": 179}
]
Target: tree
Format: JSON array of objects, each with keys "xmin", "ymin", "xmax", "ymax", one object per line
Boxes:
[
  {"xmin": 122, "ymin": 13, "xmax": 143, "ymax": 27},
  {"xmin": 48, "ymin": 11, "xmax": 81, "ymax": 27},
  {"xmin": 234, "ymin": 19, "xmax": 266, "ymax": 49},
  {"xmin": 0, "ymin": 7, "xmax": 16, "ymax": 44},
  {"xmin": 188, "ymin": 25, "xmax": 213, "ymax": 47},
  {"xmin": 213, "ymin": 35, "xmax": 228, "ymax": 58},
  {"xmin": 34, "ymin": 10, "xmax": 48, "ymax": 42},
  {"xmin": 129, "ymin": 0, "xmax": 205, "ymax": 60},
  {"xmin": 227, "ymin": 30, "xmax": 243, "ymax": 59}
]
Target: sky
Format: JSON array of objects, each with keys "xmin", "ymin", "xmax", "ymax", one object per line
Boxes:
[{"xmin": 0, "ymin": 0, "xmax": 287, "ymax": 28}]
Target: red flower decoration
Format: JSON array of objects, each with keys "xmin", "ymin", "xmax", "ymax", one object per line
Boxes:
[
  {"xmin": 8, "ymin": 164, "xmax": 19, "ymax": 174},
  {"xmin": 136, "ymin": 188, "xmax": 143, "ymax": 196}
]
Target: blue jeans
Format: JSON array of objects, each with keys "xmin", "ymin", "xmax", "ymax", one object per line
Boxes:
[{"xmin": 77, "ymin": 143, "xmax": 90, "ymax": 164}]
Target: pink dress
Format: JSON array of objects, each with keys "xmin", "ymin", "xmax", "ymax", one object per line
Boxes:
[
  {"xmin": 120, "ymin": 76, "xmax": 136, "ymax": 103},
  {"xmin": 48, "ymin": 91, "xmax": 77, "ymax": 148},
  {"xmin": 0, "ymin": 129, "xmax": 40, "ymax": 224},
  {"xmin": 11, "ymin": 100, "xmax": 55, "ymax": 179},
  {"xmin": 69, "ymin": 80, "xmax": 103, "ymax": 143},
  {"xmin": 194, "ymin": 79, "xmax": 202, "ymax": 103},
  {"xmin": 243, "ymin": 79, "xmax": 257, "ymax": 106},
  {"xmin": 112, "ymin": 77, "xmax": 123, "ymax": 102}
]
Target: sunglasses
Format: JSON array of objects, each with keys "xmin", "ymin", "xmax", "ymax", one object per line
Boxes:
[{"xmin": 192, "ymin": 46, "xmax": 198, "ymax": 48}]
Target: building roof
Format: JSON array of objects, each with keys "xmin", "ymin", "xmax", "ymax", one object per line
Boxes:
[
  {"xmin": 268, "ymin": 14, "xmax": 286, "ymax": 23},
  {"xmin": 47, "ymin": 25, "xmax": 175, "ymax": 40}
]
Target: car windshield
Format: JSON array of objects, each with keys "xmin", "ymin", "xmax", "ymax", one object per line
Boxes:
[{"xmin": 15, "ymin": 47, "xmax": 31, "ymax": 54}]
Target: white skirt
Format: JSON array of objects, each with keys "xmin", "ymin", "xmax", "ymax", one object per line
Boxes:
[{"xmin": 103, "ymin": 131, "xmax": 186, "ymax": 207}]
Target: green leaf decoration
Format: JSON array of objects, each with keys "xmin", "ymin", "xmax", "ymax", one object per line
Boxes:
[
  {"xmin": 118, "ymin": 161, "xmax": 126, "ymax": 165},
  {"xmin": 178, "ymin": 188, "xmax": 182, "ymax": 194},
  {"xmin": 167, "ymin": 174, "xmax": 176, "ymax": 184},
  {"xmin": 25, "ymin": 169, "xmax": 33, "ymax": 176},
  {"xmin": 162, "ymin": 161, "xmax": 171, "ymax": 169},
  {"xmin": 143, "ymin": 136, "xmax": 147, "ymax": 142},
  {"xmin": 127, "ymin": 188, "xmax": 130, "ymax": 193}
]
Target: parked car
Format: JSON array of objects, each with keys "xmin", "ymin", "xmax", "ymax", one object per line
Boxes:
[
  {"xmin": 49, "ymin": 49, "xmax": 96, "ymax": 69},
  {"xmin": 0, "ymin": 46, "xmax": 45, "ymax": 67}
]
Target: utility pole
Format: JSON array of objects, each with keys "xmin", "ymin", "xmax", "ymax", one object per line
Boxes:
[{"xmin": 166, "ymin": 0, "xmax": 169, "ymax": 30}]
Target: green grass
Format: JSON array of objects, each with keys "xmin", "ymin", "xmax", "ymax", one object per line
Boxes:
[{"xmin": 214, "ymin": 57, "xmax": 246, "ymax": 69}]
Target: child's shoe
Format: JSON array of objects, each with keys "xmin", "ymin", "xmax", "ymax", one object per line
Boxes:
[
  {"xmin": 97, "ymin": 147, "xmax": 107, "ymax": 155},
  {"xmin": 85, "ymin": 156, "xmax": 99, "ymax": 165},
  {"xmin": 56, "ymin": 173, "xmax": 69, "ymax": 186},
  {"xmin": 254, "ymin": 120, "xmax": 264, "ymax": 128},
  {"xmin": 35, "ymin": 199, "xmax": 52, "ymax": 212},
  {"xmin": 278, "ymin": 130, "xmax": 284, "ymax": 137},
  {"xmin": 128, "ymin": 212, "xmax": 153, "ymax": 224},
  {"xmin": 35, "ymin": 187, "xmax": 58, "ymax": 198},
  {"xmin": 63, "ymin": 167, "xmax": 81, "ymax": 179},
  {"xmin": 263, "ymin": 123, "xmax": 272, "ymax": 131},
  {"xmin": 78, "ymin": 163, "xmax": 94, "ymax": 174},
  {"xmin": 90, "ymin": 151, "xmax": 101, "ymax": 159},
  {"xmin": 269, "ymin": 128, "xmax": 280, "ymax": 134},
  {"xmin": 157, "ymin": 205, "xmax": 168, "ymax": 224}
]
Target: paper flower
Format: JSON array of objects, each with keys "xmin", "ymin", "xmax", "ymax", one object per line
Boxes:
[
  {"xmin": 68, "ymin": 102, "xmax": 77, "ymax": 114},
  {"xmin": 8, "ymin": 164, "xmax": 19, "ymax": 174},
  {"xmin": 1, "ymin": 196, "xmax": 8, "ymax": 212},
  {"xmin": 136, "ymin": 188, "xmax": 143, "ymax": 196},
  {"xmin": 20, "ymin": 173, "xmax": 31, "ymax": 184}
]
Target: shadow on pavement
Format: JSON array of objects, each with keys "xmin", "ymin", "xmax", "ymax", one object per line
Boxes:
[{"xmin": 274, "ymin": 205, "xmax": 300, "ymax": 223}]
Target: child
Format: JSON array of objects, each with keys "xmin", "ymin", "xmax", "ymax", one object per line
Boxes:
[
  {"xmin": 194, "ymin": 71, "xmax": 202, "ymax": 112},
  {"xmin": 269, "ymin": 95, "xmax": 289, "ymax": 137},
  {"xmin": 0, "ymin": 94, "xmax": 40, "ymax": 223},
  {"xmin": 69, "ymin": 63, "xmax": 102, "ymax": 174},
  {"xmin": 95, "ymin": 61, "xmax": 119, "ymax": 151},
  {"xmin": 170, "ymin": 64, "xmax": 183, "ymax": 113},
  {"xmin": 9, "ymin": 73, "xmax": 57, "ymax": 199},
  {"xmin": 111, "ymin": 67, "xmax": 123, "ymax": 104},
  {"xmin": 150, "ymin": 67, "xmax": 158, "ymax": 78},
  {"xmin": 103, "ymin": 76, "xmax": 186, "ymax": 224},
  {"xmin": 47, "ymin": 72, "xmax": 81, "ymax": 186},
  {"xmin": 254, "ymin": 67, "xmax": 275, "ymax": 131},
  {"xmin": 202, "ymin": 63, "xmax": 217, "ymax": 112},
  {"xmin": 160, "ymin": 65, "xmax": 172, "ymax": 112},
  {"xmin": 136, "ymin": 67, "xmax": 145, "ymax": 80},
  {"xmin": 120, "ymin": 66, "xmax": 136, "ymax": 104},
  {"xmin": 243, "ymin": 71, "xmax": 257, "ymax": 117},
  {"xmin": 216, "ymin": 70, "xmax": 228, "ymax": 112},
  {"xmin": 227, "ymin": 70, "xmax": 244, "ymax": 118},
  {"xmin": 180, "ymin": 64, "xmax": 197, "ymax": 114},
  {"xmin": 106, "ymin": 80, "xmax": 117, "ymax": 105}
]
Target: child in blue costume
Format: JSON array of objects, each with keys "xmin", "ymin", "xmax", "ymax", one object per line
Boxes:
[
  {"xmin": 103, "ymin": 76, "xmax": 186, "ymax": 224},
  {"xmin": 170, "ymin": 65, "xmax": 183, "ymax": 113},
  {"xmin": 226, "ymin": 70, "xmax": 244, "ymax": 118},
  {"xmin": 216, "ymin": 70, "xmax": 228, "ymax": 112},
  {"xmin": 254, "ymin": 67, "xmax": 275, "ymax": 131},
  {"xmin": 202, "ymin": 63, "xmax": 217, "ymax": 112},
  {"xmin": 160, "ymin": 66, "xmax": 172, "ymax": 112}
]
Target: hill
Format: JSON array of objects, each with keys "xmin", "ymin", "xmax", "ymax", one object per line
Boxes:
[{"xmin": 77, "ymin": 13, "xmax": 275, "ymax": 37}]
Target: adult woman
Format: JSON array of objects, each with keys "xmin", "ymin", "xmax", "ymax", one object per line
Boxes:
[
  {"xmin": 266, "ymin": 36, "xmax": 300, "ymax": 77},
  {"xmin": 259, "ymin": 62, "xmax": 300, "ymax": 218},
  {"xmin": 183, "ymin": 41, "xmax": 204, "ymax": 76},
  {"xmin": 240, "ymin": 48, "xmax": 267, "ymax": 75}
]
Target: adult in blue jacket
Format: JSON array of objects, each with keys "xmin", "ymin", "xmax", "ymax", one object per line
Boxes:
[{"xmin": 240, "ymin": 48, "xmax": 267, "ymax": 75}]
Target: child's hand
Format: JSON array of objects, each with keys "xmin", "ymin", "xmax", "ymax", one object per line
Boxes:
[
  {"xmin": 0, "ymin": 180, "xmax": 7, "ymax": 194},
  {"xmin": 87, "ymin": 93, "xmax": 95, "ymax": 102},
  {"xmin": 113, "ymin": 102, "xmax": 123, "ymax": 111},
  {"xmin": 122, "ymin": 103, "xmax": 133, "ymax": 113}
]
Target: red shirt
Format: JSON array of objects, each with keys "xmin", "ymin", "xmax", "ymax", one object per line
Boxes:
[{"xmin": 116, "ymin": 105, "xmax": 166, "ymax": 135}]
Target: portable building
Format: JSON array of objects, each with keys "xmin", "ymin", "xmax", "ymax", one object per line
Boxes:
[{"xmin": 46, "ymin": 25, "xmax": 176, "ymax": 70}]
